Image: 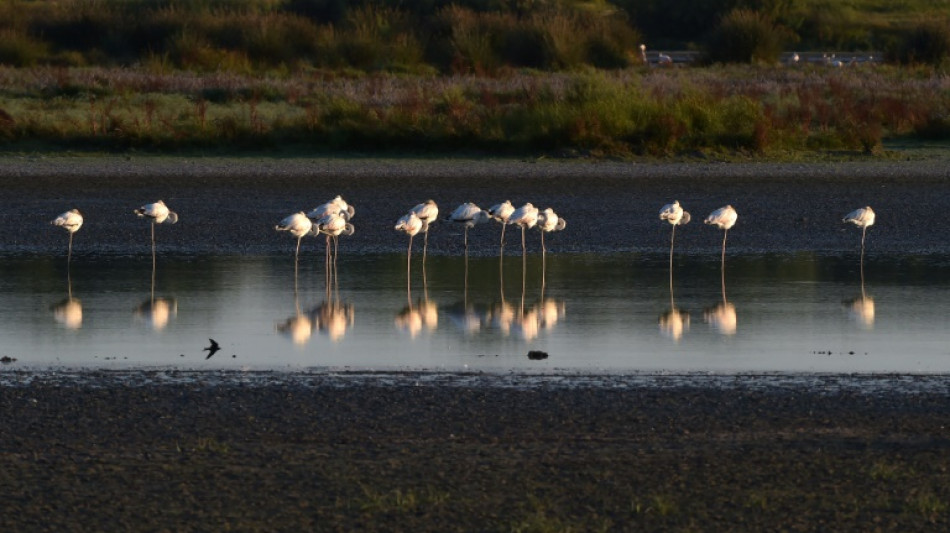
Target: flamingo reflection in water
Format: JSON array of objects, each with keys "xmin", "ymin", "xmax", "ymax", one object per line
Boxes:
[
  {"xmin": 278, "ymin": 290, "xmax": 356, "ymax": 345},
  {"xmin": 52, "ymin": 273, "xmax": 83, "ymax": 330},
  {"xmin": 395, "ymin": 245, "xmax": 438, "ymax": 338},
  {"xmin": 135, "ymin": 297, "xmax": 178, "ymax": 331}
]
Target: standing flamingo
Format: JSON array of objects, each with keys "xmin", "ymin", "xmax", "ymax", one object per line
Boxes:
[
  {"xmin": 51, "ymin": 208, "xmax": 83, "ymax": 265},
  {"xmin": 395, "ymin": 212, "xmax": 424, "ymax": 289},
  {"xmin": 314, "ymin": 212, "xmax": 355, "ymax": 294},
  {"xmin": 410, "ymin": 200, "xmax": 439, "ymax": 260},
  {"xmin": 843, "ymin": 205, "xmax": 875, "ymax": 296},
  {"xmin": 536, "ymin": 208, "xmax": 566, "ymax": 254},
  {"xmin": 134, "ymin": 200, "xmax": 179, "ymax": 290},
  {"xmin": 659, "ymin": 200, "xmax": 691, "ymax": 290},
  {"xmin": 704, "ymin": 205, "xmax": 738, "ymax": 302},
  {"xmin": 488, "ymin": 200, "xmax": 515, "ymax": 251},
  {"xmin": 275, "ymin": 212, "xmax": 313, "ymax": 280},
  {"xmin": 507, "ymin": 203, "xmax": 540, "ymax": 257},
  {"xmin": 307, "ymin": 195, "xmax": 355, "ymax": 220},
  {"xmin": 448, "ymin": 202, "xmax": 491, "ymax": 251},
  {"xmin": 843, "ymin": 206, "xmax": 875, "ymax": 258}
]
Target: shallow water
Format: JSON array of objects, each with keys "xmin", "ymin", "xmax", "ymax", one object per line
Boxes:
[{"xmin": 2, "ymin": 252, "xmax": 948, "ymax": 373}]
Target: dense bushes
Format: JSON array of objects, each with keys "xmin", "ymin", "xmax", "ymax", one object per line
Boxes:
[
  {"xmin": 2, "ymin": 65, "xmax": 947, "ymax": 156},
  {"xmin": 898, "ymin": 21, "xmax": 950, "ymax": 66},
  {"xmin": 705, "ymin": 9, "xmax": 789, "ymax": 64}
]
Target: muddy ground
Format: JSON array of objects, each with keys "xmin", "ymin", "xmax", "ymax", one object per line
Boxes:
[
  {"xmin": 1, "ymin": 373, "xmax": 949, "ymax": 531},
  {"xmin": 1, "ymin": 156, "xmax": 949, "ymax": 256}
]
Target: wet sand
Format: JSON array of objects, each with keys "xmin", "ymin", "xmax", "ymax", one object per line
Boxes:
[
  {"xmin": 2, "ymin": 156, "xmax": 950, "ymax": 256},
  {"xmin": 1, "ymin": 372, "xmax": 949, "ymax": 530}
]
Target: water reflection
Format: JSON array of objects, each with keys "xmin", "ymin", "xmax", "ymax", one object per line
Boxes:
[
  {"xmin": 704, "ymin": 273, "xmax": 736, "ymax": 336},
  {"xmin": 135, "ymin": 259, "xmax": 177, "ymax": 331},
  {"xmin": 844, "ymin": 295, "xmax": 875, "ymax": 329},
  {"xmin": 134, "ymin": 297, "xmax": 177, "ymax": 331},
  {"xmin": 52, "ymin": 270, "xmax": 82, "ymax": 330},
  {"xmin": 395, "ymin": 256, "xmax": 437, "ymax": 338}
]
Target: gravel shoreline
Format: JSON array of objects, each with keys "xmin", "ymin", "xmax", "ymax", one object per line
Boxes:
[
  {"xmin": 3, "ymin": 156, "xmax": 949, "ymax": 256},
  {"xmin": 2, "ymin": 372, "xmax": 949, "ymax": 531}
]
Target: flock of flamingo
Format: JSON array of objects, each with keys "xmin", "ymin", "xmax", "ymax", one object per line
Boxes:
[{"xmin": 48, "ymin": 198, "xmax": 875, "ymax": 341}]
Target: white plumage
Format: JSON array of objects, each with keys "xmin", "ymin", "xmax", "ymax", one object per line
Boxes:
[
  {"xmin": 843, "ymin": 206, "xmax": 875, "ymax": 228},
  {"xmin": 275, "ymin": 212, "xmax": 314, "ymax": 266},
  {"xmin": 275, "ymin": 212, "xmax": 314, "ymax": 238},
  {"xmin": 537, "ymin": 208, "xmax": 566, "ymax": 253},
  {"xmin": 410, "ymin": 200, "xmax": 439, "ymax": 257},
  {"xmin": 308, "ymin": 195, "xmax": 355, "ymax": 220},
  {"xmin": 487, "ymin": 200, "xmax": 516, "ymax": 250},
  {"xmin": 395, "ymin": 212, "xmax": 423, "ymax": 237},
  {"xmin": 659, "ymin": 200, "xmax": 691, "ymax": 226},
  {"xmin": 704, "ymin": 205, "xmax": 737, "ymax": 230},
  {"xmin": 52, "ymin": 209, "xmax": 84, "ymax": 234},
  {"xmin": 508, "ymin": 203, "xmax": 539, "ymax": 255},
  {"xmin": 134, "ymin": 200, "xmax": 178, "ymax": 224},
  {"xmin": 449, "ymin": 202, "xmax": 491, "ymax": 251}
]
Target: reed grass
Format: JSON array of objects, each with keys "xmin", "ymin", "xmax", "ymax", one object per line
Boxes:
[{"xmin": 2, "ymin": 64, "xmax": 950, "ymax": 157}]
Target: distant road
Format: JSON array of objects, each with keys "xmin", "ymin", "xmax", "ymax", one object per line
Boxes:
[{"xmin": 643, "ymin": 51, "xmax": 883, "ymax": 65}]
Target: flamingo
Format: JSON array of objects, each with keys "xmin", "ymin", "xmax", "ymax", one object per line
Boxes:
[
  {"xmin": 51, "ymin": 209, "xmax": 83, "ymax": 264},
  {"xmin": 487, "ymin": 200, "xmax": 515, "ymax": 251},
  {"xmin": 410, "ymin": 200, "xmax": 439, "ymax": 259},
  {"xmin": 843, "ymin": 206, "xmax": 875, "ymax": 257},
  {"xmin": 658, "ymin": 52, "xmax": 673, "ymax": 66},
  {"xmin": 507, "ymin": 203, "xmax": 540, "ymax": 256},
  {"xmin": 314, "ymin": 212, "xmax": 355, "ymax": 293},
  {"xmin": 705, "ymin": 205, "xmax": 738, "ymax": 301},
  {"xmin": 536, "ymin": 208, "xmax": 566, "ymax": 254},
  {"xmin": 660, "ymin": 200, "xmax": 691, "ymax": 289},
  {"xmin": 134, "ymin": 200, "xmax": 179, "ymax": 288},
  {"xmin": 395, "ymin": 212, "xmax": 424, "ymax": 288},
  {"xmin": 307, "ymin": 195, "xmax": 355, "ymax": 220},
  {"xmin": 275, "ymin": 212, "xmax": 313, "ymax": 277},
  {"xmin": 843, "ymin": 205, "xmax": 875, "ymax": 294},
  {"xmin": 448, "ymin": 202, "xmax": 491, "ymax": 251},
  {"xmin": 639, "ymin": 44, "xmax": 648, "ymax": 64}
]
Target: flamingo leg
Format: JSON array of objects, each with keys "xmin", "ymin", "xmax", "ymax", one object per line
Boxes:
[
  {"xmin": 295, "ymin": 236, "xmax": 302, "ymax": 280},
  {"xmin": 669, "ymin": 225, "xmax": 676, "ymax": 296},
  {"xmin": 541, "ymin": 230, "xmax": 546, "ymax": 254},
  {"xmin": 68, "ymin": 232, "xmax": 74, "ymax": 266},
  {"xmin": 500, "ymin": 223, "xmax": 506, "ymax": 250},
  {"xmin": 860, "ymin": 226, "xmax": 867, "ymax": 294},
  {"xmin": 721, "ymin": 229, "xmax": 729, "ymax": 303},
  {"xmin": 423, "ymin": 227, "xmax": 428, "ymax": 261},
  {"xmin": 464, "ymin": 226, "xmax": 469, "ymax": 251},
  {"xmin": 407, "ymin": 235, "xmax": 414, "ymax": 294},
  {"xmin": 150, "ymin": 222, "xmax": 156, "ymax": 302},
  {"xmin": 333, "ymin": 236, "xmax": 340, "ymax": 296},
  {"xmin": 521, "ymin": 226, "xmax": 526, "ymax": 257}
]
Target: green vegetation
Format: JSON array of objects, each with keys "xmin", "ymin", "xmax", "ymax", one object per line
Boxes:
[
  {"xmin": 2, "ymin": 64, "xmax": 949, "ymax": 157},
  {"xmin": 1, "ymin": 0, "xmax": 950, "ymax": 157}
]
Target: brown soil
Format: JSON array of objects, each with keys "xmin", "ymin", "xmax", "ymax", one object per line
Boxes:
[{"xmin": 1, "ymin": 373, "xmax": 949, "ymax": 531}]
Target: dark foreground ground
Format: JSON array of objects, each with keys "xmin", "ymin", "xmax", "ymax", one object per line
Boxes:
[{"xmin": 2, "ymin": 373, "xmax": 949, "ymax": 531}]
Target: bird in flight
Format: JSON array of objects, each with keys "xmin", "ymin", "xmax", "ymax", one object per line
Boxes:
[{"xmin": 203, "ymin": 338, "xmax": 221, "ymax": 359}]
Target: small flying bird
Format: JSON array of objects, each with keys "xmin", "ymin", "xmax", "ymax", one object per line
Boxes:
[
  {"xmin": 843, "ymin": 206, "xmax": 875, "ymax": 254},
  {"xmin": 307, "ymin": 195, "xmax": 355, "ymax": 221},
  {"xmin": 134, "ymin": 200, "xmax": 179, "ymax": 259},
  {"xmin": 487, "ymin": 200, "xmax": 515, "ymax": 250},
  {"xmin": 275, "ymin": 212, "xmax": 314, "ymax": 265},
  {"xmin": 448, "ymin": 203, "xmax": 491, "ymax": 251},
  {"xmin": 507, "ymin": 203, "xmax": 540, "ymax": 256},
  {"xmin": 410, "ymin": 200, "xmax": 439, "ymax": 259},
  {"xmin": 51, "ymin": 208, "xmax": 83, "ymax": 263},
  {"xmin": 660, "ymin": 200, "xmax": 691, "ymax": 285},
  {"xmin": 536, "ymin": 208, "xmax": 566, "ymax": 254},
  {"xmin": 203, "ymin": 338, "xmax": 221, "ymax": 359}
]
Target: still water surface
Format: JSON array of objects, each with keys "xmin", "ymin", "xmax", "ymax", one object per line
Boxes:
[{"xmin": 2, "ymin": 253, "xmax": 948, "ymax": 373}]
